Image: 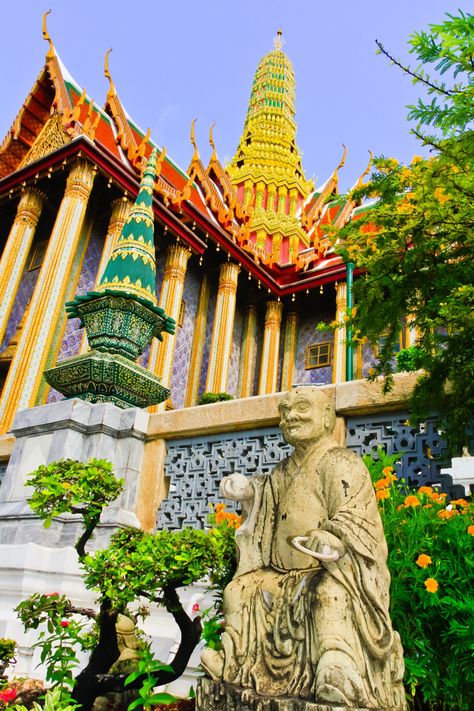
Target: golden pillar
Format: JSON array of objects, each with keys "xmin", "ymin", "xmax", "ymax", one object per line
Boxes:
[
  {"xmin": 148, "ymin": 244, "xmax": 191, "ymax": 409},
  {"xmin": 80, "ymin": 197, "xmax": 131, "ymax": 354},
  {"xmin": 332, "ymin": 281, "xmax": 347, "ymax": 384},
  {"xmin": 0, "ymin": 188, "xmax": 45, "ymax": 345},
  {"xmin": 0, "ymin": 160, "xmax": 96, "ymax": 433},
  {"xmin": 280, "ymin": 309, "xmax": 298, "ymax": 391},
  {"xmin": 237, "ymin": 303, "xmax": 258, "ymax": 398},
  {"xmin": 258, "ymin": 300, "xmax": 283, "ymax": 395},
  {"xmin": 205, "ymin": 262, "xmax": 240, "ymax": 393},
  {"xmin": 184, "ymin": 275, "xmax": 210, "ymax": 407}
]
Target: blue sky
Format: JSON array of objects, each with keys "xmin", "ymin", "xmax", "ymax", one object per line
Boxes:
[{"xmin": 0, "ymin": 1, "xmax": 464, "ymax": 191}]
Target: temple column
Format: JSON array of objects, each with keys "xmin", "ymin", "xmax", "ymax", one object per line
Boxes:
[
  {"xmin": 258, "ymin": 300, "xmax": 283, "ymax": 395},
  {"xmin": 79, "ymin": 197, "xmax": 131, "ymax": 354},
  {"xmin": 237, "ymin": 303, "xmax": 258, "ymax": 398},
  {"xmin": 332, "ymin": 281, "xmax": 347, "ymax": 384},
  {"xmin": 184, "ymin": 275, "xmax": 210, "ymax": 407},
  {"xmin": 0, "ymin": 160, "xmax": 96, "ymax": 433},
  {"xmin": 205, "ymin": 262, "xmax": 240, "ymax": 394},
  {"xmin": 148, "ymin": 244, "xmax": 191, "ymax": 410},
  {"xmin": 0, "ymin": 188, "xmax": 45, "ymax": 345},
  {"xmin": 280, "ymin": 309, "xmax": 298, "ymax": 391}
]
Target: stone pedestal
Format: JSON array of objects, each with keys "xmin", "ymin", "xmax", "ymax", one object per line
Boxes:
[
  {"xmin": 440, "ymin": 456, "xmax": 474, "ymax": 495},
  {"xmin": 196, "ymin": 678, "xmax": 400, "ymax": 711},
  {"xmin": 0, "ymin": 398, "xmax": 149, "ymax": 548}
]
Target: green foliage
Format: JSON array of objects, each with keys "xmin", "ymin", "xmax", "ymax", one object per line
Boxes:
[
  {"xmin": 332, "ymin": 11, "xmax": 474, "ymax": 452},
  {"xmin": 200, "ymin": 608, "xmax": 224, "ymax": 651},
  {"xmin": 396, "ymin": 346, "xmax": 425, "ymax": 373},
  {"xmin": 198, "ymin": 392, "xmax": 233, "ymax": 405},
  {"xmin": 124, "ymin": 648, "xmax": 175, "ymax": 710},
  {"xmin": 8, "ymin": 686, "xmax": 79, "ymax": 711},
  {"xmin": 366, "ymin": 452, "xmax": 474, "ymax": 710},
  {"xmin": 26, "ymin": 459, "xmax": 124, "ymax": 530},
  {"xmin": 0, "ymin": 639, "xmax": 16, "ymax": 664}
]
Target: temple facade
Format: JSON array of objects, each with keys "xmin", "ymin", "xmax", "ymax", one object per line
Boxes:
[{"xmin": 0, "ymin": 21, "xmax": 413, "ymax": 434}]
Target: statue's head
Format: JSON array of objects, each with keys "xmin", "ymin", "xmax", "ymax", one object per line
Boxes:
[
  {"xmin": 115, "ymin": 614, "xmax": 139, "ymax": 652},
  {"xmin": 279, "ymin": 387, "xmax": 336, "ymax": 447}
]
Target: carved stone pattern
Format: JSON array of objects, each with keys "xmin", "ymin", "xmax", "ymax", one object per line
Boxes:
[
  {"xmin": 157, "ymin": 428, "xmax": 292, "ymax": 530},
  {"xmin": 345, "ymin": 412, "xmax": 464, "ymax": 496}
]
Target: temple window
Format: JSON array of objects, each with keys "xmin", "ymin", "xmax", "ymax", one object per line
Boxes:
[{"xmin": 305, "ymin": 342, "xmax": 332, "ymax": 369}]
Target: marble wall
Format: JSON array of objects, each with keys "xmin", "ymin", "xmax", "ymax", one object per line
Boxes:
[{"xmin": 294, "ymin": 312, "xmax": 333, "ymax": 386}]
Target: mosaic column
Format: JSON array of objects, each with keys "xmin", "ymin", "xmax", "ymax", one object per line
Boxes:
[
  {"xmin": 258, "ymin": 300, "xmax": 283, "ymax": 395},
  {"xmin": 332, "ymin": 281, "xmax": 347, "ymax": 384},
  {"xmin": 148, "ymin": 244, "xmax": 191, "ymax": 410},
  {"xmin": 237, "ymin": 303, "xmax": 258, "ymax": 398},
  {"xmin": 0, "ymin": 188, "xmax": 44, "ymax": 345},
  {"xmin": 79, "ymin": 197, "xmax": 131, "ymax": 354},
  {"xmin": 184, "ymin": 275, "xmax": 210, "ymax": 407},
  {"xmin": 0, "ymin": 160, "xmax": 96, "ymax": 434},
  {"xmin": 205, "ymin": 262, "xmax": 240, "ymax": 394},
  {"xmin": 280, "ymin": 309, "xmax": 298, "ymax": 391}
]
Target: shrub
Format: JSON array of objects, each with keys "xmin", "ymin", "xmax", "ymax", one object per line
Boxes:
[
  {"xmin": 396, "ymin": 346, "xmax": 425, "ymax": 373},
  {"xmin": 198, "ymin": 393, "xmax": 233, "ymax": 405},
  {"xmin": 364, "ymin": 448, "xmax": 474, "ymax": 710}
]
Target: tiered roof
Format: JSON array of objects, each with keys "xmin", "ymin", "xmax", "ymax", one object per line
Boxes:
[{"xmin": 0, "ymin": 16, "xmax": 372, "ymax": 297}]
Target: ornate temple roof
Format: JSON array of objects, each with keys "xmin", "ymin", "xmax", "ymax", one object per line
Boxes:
[{"xmin": 0, "ymin": 15, "xmax": 374, "ymax": 296}]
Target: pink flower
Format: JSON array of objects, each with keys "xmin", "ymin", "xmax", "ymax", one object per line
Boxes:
[
  {"xmin": 45, "ymin": 592, "xmax": 59, "ymax": 597},
  {"xmin": 0, "ymin": 688, "xmax": 17, "ymax": 703},
  {"xmin": 192, "ymin": 603, "xmax": 200, "ymax": 614},
  {"xmin": 60, "ymin": 620, "xmax": 69, "ymax": 628}
]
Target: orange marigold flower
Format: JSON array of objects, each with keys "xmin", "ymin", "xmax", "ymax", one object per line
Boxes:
[
  {"xmin": 451, "ymin": 499, "xmax": 468, "ymax": 508},
  {"xmin": 467, "ymin": 525, "xmax": 474, "ymax": 537},
  {"xmin": 437, "ymin": 509, "xmax": 452, "ymax": 519},
  {"xmin": 215, "ymin": 503, "xmax": 226, "ymax": 512},
  {"xmin": 416, "ymin": 554, "xmax": 432, "ymax": 568},
  {"xmin": 215, "ymin": 511, "xmax": 225, "ymax": 524},
  {"xmin": 423, "ymin": 504, "xmax": 433, "ymax": 509},
  {"xmin": 397, "ymin": 504, "xmax": 404, "ymax": 511},
  {"xmin": 418, "ymin": 486, "xmax": 433, "ymax": 495},
  {"xmin": 382, "ymin": 466, "xmax": 393, "ymax": 475},
  {"xmin": 375, "ymin": 478, "xmax": 390, "ymax": 490},
  {"xmin": 424, "ymin": 578, "xmax": 438, "ymax": 593},
  {"xmin": 404, "ymin": 495, "xmax": 420, "ymax": 508},
  {"xmin": 376, "ymin": 489, "xmax": 390, "ymax": 501}
]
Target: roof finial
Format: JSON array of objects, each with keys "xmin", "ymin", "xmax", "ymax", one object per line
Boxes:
[
  {"xmin": 209, "ymin": 122, "xmax": 217, "ymax": 162},
  {"xmin": 104, "ymin": 48, "xmax": 116, "ymax": 98},
  {"xmin": 273, "ymin": 28, "xmax": 285, "ymax": 51},
  {"xmin": 356, "ymin": 150, "xmax": 374, "ymax": 188},
  {"xmin": 190, "ymin": 118, "xmax": 199, "ymax": 162},
  {"xmin": 42, "ymin": 10, "xmax": 55, "ymax": 60},
  {"xmin": 337, "ymin": 144, "xmax": 348, "ymax": 171}
]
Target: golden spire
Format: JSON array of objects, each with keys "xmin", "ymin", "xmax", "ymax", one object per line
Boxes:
[
  {"xmin": 42, "ymin": 10, "xmax": 55, "ymax": 60},
  {"xmin": 273, "ymin": 28, "xmax": 284, "ymax": 51}
]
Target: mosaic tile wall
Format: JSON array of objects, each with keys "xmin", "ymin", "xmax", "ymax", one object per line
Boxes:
[
  {"xmin": 361, "ymin": 341, "xmax": 376, "ymax": 378},
  {"xmin": 294, "ymin": 313, "xmax": 333, "ymax": 386},
  {"xmin": 0, "ymin": 263, "xmax": 39, "ymax": 352},
  {"xmin": 158, "ymin": 412, "xmax": 458, "ymax": 530},
  {"xmin": 198, "ymin": 275, "xmax": 217, "ymax": 399},
  {"xmin": 227, "ymin": 303, "xmax": 244, "ymax": 397},
  {"xmin": 170, "ymin": 265, "xmax": 201, "ymax": 409}
]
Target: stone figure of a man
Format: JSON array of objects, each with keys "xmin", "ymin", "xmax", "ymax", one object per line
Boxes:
[{"xmin": 201, "ymin": 387, "xmax": 405, "ymax": 709}]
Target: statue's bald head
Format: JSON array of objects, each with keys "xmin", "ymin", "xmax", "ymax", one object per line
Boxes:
[{"xmin": 279, "ymin": 387, "xmax": 336, "ymax": 447}]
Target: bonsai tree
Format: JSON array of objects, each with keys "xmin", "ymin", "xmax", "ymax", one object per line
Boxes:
[{"xmin": 14, "ymin": 459, "xmax": 235, "ymax": 711}]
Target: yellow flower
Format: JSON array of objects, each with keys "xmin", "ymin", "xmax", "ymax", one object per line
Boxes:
[
  {"xmin": 61, "ymin": 482, "xmax": 71, "ymax": 489},
  {"xmin": 418, "ymin": 486, "xmax": 433, "ymax": 495},
  {"xmin": 416, "ymin": 554, "xmax": 432, "ymax": 568},
  {"xmin": 467, "ymin": 525, "xmax": 474, "ymax": 537},
  {"xmin": 424, "ymin": 578, "xmax": 438, "ymax": 593},
  {"xmin": 434, "ymin": 187, "xmax": 448, "ymax": 204},
  {"xmin": 376, "ymin": 489, "xmax": 390, "ymax": 501},
  {"xmin": 411, "ymin": 155, "xmax": 423, "ymax": 164},
  {"xmin": 404, "ymin": 495, "xmax": 420, "ymax": 508}
]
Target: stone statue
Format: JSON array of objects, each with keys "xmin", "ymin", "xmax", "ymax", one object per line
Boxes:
[{"xmin": 201, "ymin": 387, "xmax": 406, "ymax": 709}]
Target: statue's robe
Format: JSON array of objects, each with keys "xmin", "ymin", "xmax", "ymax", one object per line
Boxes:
[{"xmin": 220, "ymin": 438, "xmax": 405, "ymax": 708}]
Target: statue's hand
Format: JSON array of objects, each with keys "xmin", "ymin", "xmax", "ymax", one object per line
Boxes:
[
  {"xmin": 220, "ymin": 473, "xmax": 253, "ymax": 502},
  {"xmin": 303, "ymin": 529, "xmax": 346, "ymax": 558}
]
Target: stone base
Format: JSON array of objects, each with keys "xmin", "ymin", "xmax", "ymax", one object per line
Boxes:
[{"xmin": 196, "ymin": 677, "xmax": 400, "ymax": 711}]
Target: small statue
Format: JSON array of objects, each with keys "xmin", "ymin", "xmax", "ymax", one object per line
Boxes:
[
  {"xmin": 201, "ymin": 387, "xmax": 406, "ymax": 709},
  {"xmin": 93, "ymin": 615, "xmax": 141, "ymax": 711}
]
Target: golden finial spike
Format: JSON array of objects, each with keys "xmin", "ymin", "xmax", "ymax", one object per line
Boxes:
[
  {"xmin": 337, "ymin": 144, "xmax": 348, "ymax": 171},
  {"xmin": 104, "ymin": 48, "xmax": 116, "ymax": 98},
  {"xmin": 273, "ymin": 28, "xmax": 285, "ymax": 51},
  {"xmin": 42, "ymin": 10, "xmax": 55, "ymax": 60},
  {"xmin": 357, "ymin": 150, "xmax": 374, "ymax": 187},
  {"xmin": 209, "ymin": 122, "xmax": 217, "ymax": 162},
  {"xmin": 190, "ymin": 118, "xmax": 199, "ymax": 161}
]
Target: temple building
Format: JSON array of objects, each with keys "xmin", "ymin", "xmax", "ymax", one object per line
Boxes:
[{"xmin": 0, "ymin": 21, "xmax": 407, "ymax": 434}]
